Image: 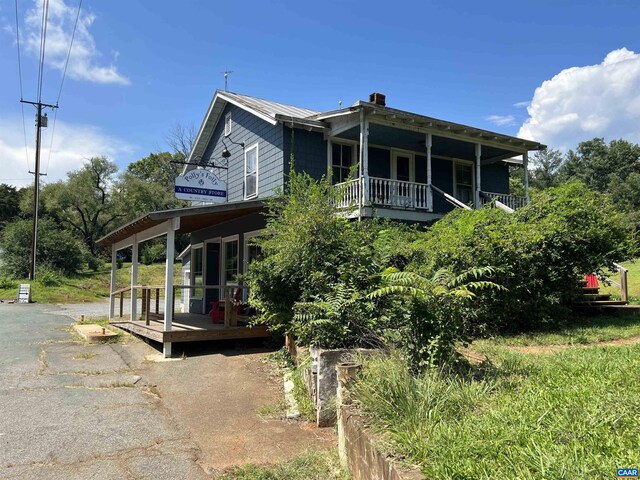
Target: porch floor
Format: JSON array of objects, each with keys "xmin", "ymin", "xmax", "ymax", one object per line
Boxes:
[{"xmin": 110, "ymin": 312, "xmax": 271, "ymax": 344}]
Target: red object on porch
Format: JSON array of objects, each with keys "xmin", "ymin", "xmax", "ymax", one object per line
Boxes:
[
  {"xmin": 585, "ymin": 273, "xmax": 599, "ymax": 289},
  {"xmin": 209, "ymin": 301, "xmax": 225, "ymax": 324}
]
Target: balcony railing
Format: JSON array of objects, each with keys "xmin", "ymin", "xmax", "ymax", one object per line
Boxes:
[
  {"xmin": 480, "ymin": 191, "xmax": 528, "ymax": 210},
  {"xmin": 335, "ymin": 177, "xmax": 432, "ymax": 210},
  {"xmin": 335, "ymin": 178, "xmax": 527, "ymax": 213}
]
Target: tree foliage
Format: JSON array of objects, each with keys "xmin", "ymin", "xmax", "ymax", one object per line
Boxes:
[
  {"xmin": 0, "ymin": 218, "xmax": 85, "ymax": 277},
  {"xmin": 45, "ymin": 157, "xmax": 122, "ymax": 255},
  {"xmin": 0, "ymin": 184, "xmax": 21, "ymax": 227}
]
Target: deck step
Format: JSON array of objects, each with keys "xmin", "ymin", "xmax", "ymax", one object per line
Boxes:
[
  {"xmin": 572, "ymin": 300, "xmax": 627, "ymax": 306},
  {"xmin": 576, "ymin": 293, "xmax": 612, "ymax": 301},
  {"xmin": 579, "ymin": 287, "xmax": 600, "ymax": 294}
]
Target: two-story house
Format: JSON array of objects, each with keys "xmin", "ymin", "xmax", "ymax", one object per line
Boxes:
[{"xmin": 97, "ymin": 90, "xmax": 545, "ymax": 357}]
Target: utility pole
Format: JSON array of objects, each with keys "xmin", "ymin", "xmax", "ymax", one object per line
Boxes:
[{"xmin": 21, "ymin": 99, "xmax": 56, "ymax": 280}]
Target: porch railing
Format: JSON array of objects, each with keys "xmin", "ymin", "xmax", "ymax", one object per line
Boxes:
[
  {"xmin": 480, "ymin": 191, "xmax": 528, "ymax": 210},
  {"xmin": 369, "ymin": 177, "xmax": 431, "ymax": 210},
  {"xmin": 335, "ymin": 177, "xmax": 432, "ymax": 210}
]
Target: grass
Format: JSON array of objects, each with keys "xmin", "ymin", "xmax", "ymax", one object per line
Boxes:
[
  {"xmin": 72, "ymin": 352, "xmax": 98, "ymax": 360},
  {"xmin": 215, "ymin": 449, "xmax": 349, "ymax": 480},
  {"xmin": 0, "ymin": 262, "xmax": 181, "ymax": 304},
  {"xmin": 475, "ymin": 315, "xmax": 640, "ymax": 347},
  {"xmin": 600, "ymin": 258, "xmax": 640, "ymax": 303},
  {"xmin": 354, "ymin": 321, "xmax": 640, "ymax": 479}
]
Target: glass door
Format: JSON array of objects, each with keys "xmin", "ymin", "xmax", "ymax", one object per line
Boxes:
[
  {"xmin": 391, "ymin": 152, "xmax": 415, "ymax": 207},
  {"xmin": 454, "ymin": 162, "xmax": 474, "ymax": 205}
]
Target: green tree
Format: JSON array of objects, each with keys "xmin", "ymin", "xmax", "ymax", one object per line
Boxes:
[
  {"xmin": 126, "ymin": 151, "xmax": 183, "ymax": 190},
  {"xmin": 561, "ymin": 138, "xmax": 640, "ymax": 192},
  {"xmin": 46, "ymin": 157, "xmax": 122, "ymax": 255},
  {"xmin": 530, "ymin": 148, "xmax": 563, "ymax": 189},
  {"xmin": 0, "ymin": 184, "xmax": 21, "ymax": 227},
  {"xmin": 0, "ymin": 218, "xmax": 85, "ymax": 278}
]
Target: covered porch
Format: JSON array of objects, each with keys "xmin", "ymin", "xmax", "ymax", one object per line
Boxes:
[
  {"xmin": 96, "ymin": 200, "xmax": 268, "ymax": 357},
  {"xmin": 322, "ymin": 103, "xmax": 543, "ymax": 219}
]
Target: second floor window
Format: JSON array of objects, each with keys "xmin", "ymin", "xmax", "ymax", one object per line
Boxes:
[
  {"xmin": 245, "ymin": 144, "xmax": 258, "ymax": 198},
  {"xmin": 332, "ymin": 143, "xmax": 355, "ymax": 184}
]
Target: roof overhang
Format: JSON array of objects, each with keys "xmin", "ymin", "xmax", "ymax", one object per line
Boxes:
[
  {"xmin": 313, "ymin": 102, "xmax": 546, "ymax": 153},
  {"xmin": 97, "ymin": 199, "xmax": 266, "ymax": 248}
]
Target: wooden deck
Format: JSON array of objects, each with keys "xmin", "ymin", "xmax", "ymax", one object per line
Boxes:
[{"xmin": 110, "ymin": 312, "xmax": 271, "ymax": 343}]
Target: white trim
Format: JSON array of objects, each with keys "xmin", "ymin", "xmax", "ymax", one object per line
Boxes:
[
  {"xmin": 391, "ymin": 151, "xmax": 415, "ymax": 182},
  {"xmin": 244, "ymin": 143, "xmax": 259, "ymax": 199},
  {"xmin": 452, "ymin": 160, "xmax": 475, "ymax": 205},
  {"xmin": 221, "ymin": 235, "xmax": 240, "ymax": 286},
  {"xmin": 219, "ymin": 93, "xmax": 277, "ymax": 126},
  {"xmin": 190, "ymin": 244, "xmax": 204, "ymax": 301},
  {"xmin": 224, "ymin": 111, "xmax": 232, "ymax": 136},
  {"xmin": 243, "ymin": 230, "xmax": 263, "ymax": 274}
]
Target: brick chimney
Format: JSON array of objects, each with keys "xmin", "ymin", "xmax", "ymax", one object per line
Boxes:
[{"xmin": 369, "ymin": 92, "xmax": 386, "ymax": 106}]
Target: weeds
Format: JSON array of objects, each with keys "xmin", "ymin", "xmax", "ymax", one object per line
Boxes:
[{"xmin": 73, "ymin": 352, "xmax": 98, "ymax": 360}]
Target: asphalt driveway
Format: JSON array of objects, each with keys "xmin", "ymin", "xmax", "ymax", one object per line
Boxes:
[{"xmin": 0, "ymin": 303, "xmax": 334, "ymax": 479}]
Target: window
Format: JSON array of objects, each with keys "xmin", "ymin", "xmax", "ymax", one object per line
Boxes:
[
  {"xmin": 224, "ymin": 112, "xmax": 232, "ymax": 137},
  {"xmin": 332, "ymin": 143, "xmax": 355, "ymax": 184},
  {"xmin": 243, "ymin": 231, "xmax": 263, "ymax": 273},
  {"xmin": 222, "ymin": 237, "xmax": 239, "ymax": 285},
  {"xmin": 454, "ymin": 162, "xmax": 474, "ymax": 205},
  {"xmin": 191, "ymin": 245, "xmax": 203, "ymax": 298},
  {"xmin": 244, "ymin": 144, "xmax": 258, "ymax": 198}
]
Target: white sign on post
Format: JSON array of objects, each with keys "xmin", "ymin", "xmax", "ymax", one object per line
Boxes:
[{"xmin": 174, "ymin": 170, "xmax": 227, "ymax": 203}]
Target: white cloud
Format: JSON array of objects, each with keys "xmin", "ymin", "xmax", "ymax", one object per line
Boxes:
[
  {"xmin": 486, "ymin": 114, "xmax": 516, "ymax": 127},
  {"xmin": 22, "ymin": 0, "xmax": 129, "ymax": 85},
  {"xmin": 518, "ymin": 48, "xmax": 640, "ymax": 150},
  {"xmin": 513, "ymin": 101, "xmax": 530, "ymax": 108},
  {"xmin": 0, "ymin": 117, "xmax": 134, "ymax": 188}
]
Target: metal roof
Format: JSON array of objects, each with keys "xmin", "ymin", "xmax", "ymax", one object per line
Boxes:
[{"xmin": 221, "ymin": 91, "xmax": 319, "ymax": 119}]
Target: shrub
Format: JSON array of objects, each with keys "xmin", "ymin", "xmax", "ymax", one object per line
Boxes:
[
  {"xmin": 408, "ymin": 182, "xmax": 632, "ymax": 332},
  {"xmin": 37, "ymin": 268, "xmax": 63, "ymax": 287},
  {"xmin": 0, "ymin": 277, "xmax": 18, "ymax": 289},
  {"xmin": 0, "ymin": 218, "xmax": 85, "ymax": 278},
  {"xmin": 248, "ymin": 169, "xmax": 392, "ymax": 348},
  {"xmin": 141, "ymin": 241, "xmax": 166, "ymax": 265}
]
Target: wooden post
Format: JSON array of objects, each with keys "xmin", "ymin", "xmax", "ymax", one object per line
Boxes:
[
  {"xmin": 620, "ymin": 267, "xmax": 629, "ymax": 303},
  {"xmin": 523, "ymin": 151, "xmax": 530, "ymax": 203},
  {"xmin": 426, "ymin": 133, "xmax": 433, "ymax": 211},
  {"xmin": 119, "ymin": 292, "xmax": 124, "ymax": 318},
  {"xmin": 475, "ymin": 143, "xmax": 482, "ymax": 209},
  {"xmin": 130, "ymin": 234, "xmax": 138, "ymax": 321},
  {"xmin": 108, "ymin": 244, "xmax": 117, "ymax": 321},
  {"xmin": 163, "ymin": 223, "xmax": 175, "ymax": 358},
  {"xmin": 155, "ymin": 288, "xmax": 160, "ymax": 314}
]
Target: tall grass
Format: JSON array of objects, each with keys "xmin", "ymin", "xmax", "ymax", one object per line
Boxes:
[{"xmin": 354, "ymin": 349, "xmax": 640, "ymax": 479}]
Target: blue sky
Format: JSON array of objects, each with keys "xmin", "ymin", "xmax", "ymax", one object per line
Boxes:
[{"xmin": 1, "ymin": 0, "xmax": 640, "ymax": 186}]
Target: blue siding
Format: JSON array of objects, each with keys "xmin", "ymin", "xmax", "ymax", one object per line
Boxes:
[
  {"xmin": 481, "ymin": 163, "xmax": 510, "ymax": 193},
  {"xmin": 283, "ymin": 127, "xmax": 327, "ymax": 180},
  {"xmin": 369, "ymin": 147, "xmax": 390, "ymax": 178},
  {"xmin": 200, "ymin": 104, "xmax": 285, "ymax": 202}
]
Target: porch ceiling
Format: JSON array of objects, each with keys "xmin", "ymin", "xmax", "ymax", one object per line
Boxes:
[
  {"xmin": 96, "ymin": 199, "xmax": 265, "ymax": 247},
  {"xmin": 336, "ymin": 123, "xmax": 521, "ymax": 163}
]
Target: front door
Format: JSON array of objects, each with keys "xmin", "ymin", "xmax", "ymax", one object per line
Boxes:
[
  {"xmin": 391, "ymin": 152, "xmax": 415, "ymax": 207},
  {"xmin": 205, "ymin": 242, "xmax": 220, "ymax": 311},
  {"xmin": 454, "ymin": 162, "xmax": 474, "ymax": 205}
]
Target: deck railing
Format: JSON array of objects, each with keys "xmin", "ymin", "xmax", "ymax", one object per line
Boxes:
[
  {"xmin": 480, "ymin": 191, "xmax": 528, "ymax": 210},
  {"xmin": 335, "ymin": 177, "xmax": 432, "ymax": 210}
]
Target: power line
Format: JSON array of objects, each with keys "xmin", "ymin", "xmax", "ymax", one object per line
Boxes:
[
  {"xmin": 15, "ymin": 0, "xmax": 30, "ymax": 171},
  {"xmin": 36, "ymin": 0, "xmax": 50, "ymax": 103},
  {"xmin": 56, "ymin": 0, "xmax": 82, "ymax": 105},
  {"xmin": 45, "ymin": 0, "xmax": 82, "ymax": 176}
]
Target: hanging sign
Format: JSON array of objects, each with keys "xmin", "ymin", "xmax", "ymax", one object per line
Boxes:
[{"xmin": 174, "ymin": 170, "xmax": 227, "ymax": 203}]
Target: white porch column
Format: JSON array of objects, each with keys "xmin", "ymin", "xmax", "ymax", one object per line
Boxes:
[
  {"xmin": 327, "ymin": 137, "xmax": 332, "ymax": 179},
  {"xmin": 475, "ymin": 143, "xmax": 482, "ymax": 209},
  {"xmin": 108, "ymin": 244, "xmax": 117, "ymax": 321},
  {"xmin": 130, "ymin": 234, "xmax": 138, "ymax": 321},
  {"xmin": 363, "ymin": 119, "xmax": 369, "ymax": 206},
  {"xmin": 523, "ymin": 151, "xmax": 530, "ymax": 203},
  {"xmin": 426, "ymin": 133, "xmax": 433, "ymax": 211},
  {"xmin": 163, "ymin": 221, "xmax": 176, "ymax": 358}
]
